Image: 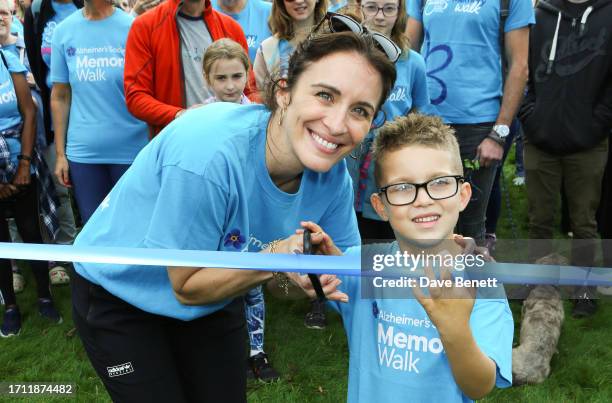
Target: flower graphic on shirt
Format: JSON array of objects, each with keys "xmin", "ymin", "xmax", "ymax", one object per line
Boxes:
[
  {"xmin": 224, "ymin": 229, "xmax": 246, "ymax": 250},
  {"xmin": 66, "ymin": 47, "xmax": 76, "ymax": 57},
  {"xmin": 372, "ymin": 301, "xmax": 379, "ymax": 318}
]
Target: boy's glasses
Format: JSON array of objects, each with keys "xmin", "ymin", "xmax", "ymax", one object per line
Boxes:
[
  {"xmin": 379, "ymin": 176, "xmax": 465, "ymax": 206},
  {"xmin": 361, "ymin": 4, "xmax": 399, "ymax": 17},
  {"xmin": 310, "ymin": 12, "xmax": 401, "ymax": 63}
]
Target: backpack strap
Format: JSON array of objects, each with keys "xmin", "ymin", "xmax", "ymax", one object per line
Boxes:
[
  {"xmin": 31, "ymin": 0, "xmax": 43, "ymax": 34},
  {"xmin": 500, "ymin": 0, "xmax": 510, "ymax": 83},
  {"xmin": 0, "ymin": 50, "xmax": 8, "ymax": 70}
]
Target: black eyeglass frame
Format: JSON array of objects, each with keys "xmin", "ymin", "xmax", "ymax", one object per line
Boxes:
[
  {"xmin": 310, "ymin": 12, "xmax": 402, "ymax": 63},
  {"xmin": 378, "ymin": 175, "xmax": 465, "ymax": 206},
  {"xmin": 361, "ymin": 4, "xmax": 400, "ymax": 17}
]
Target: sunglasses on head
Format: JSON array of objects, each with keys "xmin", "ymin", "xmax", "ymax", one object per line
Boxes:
[{"xmin": 310, "ymin": 12, "xmax": 402, "ymax": 63}]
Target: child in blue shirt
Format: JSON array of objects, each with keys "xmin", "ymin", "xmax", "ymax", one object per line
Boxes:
[{"xmin": 290, "ymin": 113, "xmax": 513, "ymax": 402}]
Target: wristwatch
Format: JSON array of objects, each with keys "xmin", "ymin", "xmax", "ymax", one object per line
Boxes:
[
  {"xmin": 492, "ymin": 124, "xmax": 510, "ymax": 138},
  {"xmin": 487, "ymin": 124, "xmax": 509, "ymax": 146}
]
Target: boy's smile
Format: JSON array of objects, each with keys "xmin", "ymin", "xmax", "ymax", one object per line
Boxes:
[{"xmin": 371, "ymin": 145, "xmax": 471, "ymax": 250}]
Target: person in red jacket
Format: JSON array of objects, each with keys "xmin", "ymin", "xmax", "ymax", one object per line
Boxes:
[{"xmin": 124, "ymin": 0, "xmax": 253, "ymax": 137}]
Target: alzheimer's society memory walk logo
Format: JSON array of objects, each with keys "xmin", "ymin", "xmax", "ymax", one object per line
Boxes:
[
  {"xmin": 0, "ymin": 82, "xmax": 16, "ymax": 105},
  {"xmin": 67, "ymin": 45, "xmax": 126, "ymax": 82}
]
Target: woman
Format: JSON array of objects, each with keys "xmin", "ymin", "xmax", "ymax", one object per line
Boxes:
[
  {"xmin": 25, "ymin": 0, "xmax": 83, "ymax": 150},
  {"xmin": 71, "ymin": 30, "xmax": 396, "ymax": 401},
  {"xmin": 24, "ymin": 0, "xmax": 83, "ymax": 281},
  {"xmin": 0, "ymin": 47, "xmax": 62, "ymax": 337},
  {"xmin": 50, "ymin": 0, "xmax": 147, "ymax": 223},
  {"xmin": 346, "ymin": 0, "xmax": 429, "ymax": 240},
  {"xmin": 253, "ymin": 0, "xmax": 327, "ymax": 93},
  {"xmin": 1, "ymin": 0, "xmax": 72, "ymax": 288}
]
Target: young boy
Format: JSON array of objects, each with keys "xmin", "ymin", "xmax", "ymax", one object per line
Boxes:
[{"xmin": 290, "ymin": 114, "xmax": 513, "ymax": 402}]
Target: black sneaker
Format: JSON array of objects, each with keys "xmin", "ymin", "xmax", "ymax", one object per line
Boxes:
[
  {"xmin": 1, "ymin": 306, "xmax": 22, "ymax": 337},
  {"xmin": 572, "ymin": 298, "xmax": 597, "ymax": 318},
  {"xmin": 304, "ymin": 299, "xmax": 327, "ymax": 329},
  {"xmin": 38, "ymin": 299, "xmax": 63, "ymax": 324},
  {"xmin": 248, "ymin": 352, "xmax": 280, "ymax": 383}
]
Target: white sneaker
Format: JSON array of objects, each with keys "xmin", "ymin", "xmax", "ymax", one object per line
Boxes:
[
  {"xmin": 13, "ymin": 272, "xmax": 25, "ymax": 293},
  {"xmin": 513, "ymin": 176, "xmax": 525, "ymax": 186},
  {"xmin": 49, "ymin": 265, "xmax": 70, "ymax": 285}
]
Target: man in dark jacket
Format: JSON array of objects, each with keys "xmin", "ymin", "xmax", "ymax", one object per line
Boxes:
[{"xmin": 520, "ymin": 0, "xmax": 612, "ymax": 317}]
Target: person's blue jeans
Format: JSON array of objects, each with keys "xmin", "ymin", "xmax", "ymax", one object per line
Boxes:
[{"xmin": 68, "ymin": 161, "xmax": 130, "ymax": 223}]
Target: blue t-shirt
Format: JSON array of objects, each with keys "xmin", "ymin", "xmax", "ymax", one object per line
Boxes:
[
  {"xmin": 408, "ymin": 0, "xmax": 534, "ymax": 123},
  {"xmin": 348, "ymin": 50, "xmax": 430, "ymax": 219},
  {"xmin": 0, "ymin": 50, "xmax": 29, "ymax": 167},
  {"xmin": 329, "ymin": 243, "xmax": 513, "ymax": 403},
  {"xmin": 329, "ymin": 0, "xmax": 348, "ymax": 12},
  {"xmin": 42, "ymin": 1, "xmax": 78, "ymax": 90},
  {"xmin": 73, "ymin": 103, "xmax": 361, "ymax": 320},
  {"xmin": 211, "ymin": 0, "xmax": 272, "ymax": 62},
  {"xmin": 50, "ymin": 8, "xmax": 147, "ymax": 164},
  {"xmin": 11, "ymin": 17, "xmax": 23, "ymax": 37}
]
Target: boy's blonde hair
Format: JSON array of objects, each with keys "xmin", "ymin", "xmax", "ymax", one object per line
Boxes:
[
  {"xmin": 372, "ymin": 114, "xmax": 463, "ymax": 186},
  {"xmin": 203, "ymin": 39, "xmax": 250, "ymax": 83}
]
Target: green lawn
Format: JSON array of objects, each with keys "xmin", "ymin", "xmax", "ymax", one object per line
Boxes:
[{"xmin": 1, "ymin": 151, "xmax": 611, "ymax": 402}]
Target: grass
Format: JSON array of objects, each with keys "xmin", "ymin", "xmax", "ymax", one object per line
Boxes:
[{"xmin": 1, "ymin": 149, "xmax": 611, "ymax": 402}]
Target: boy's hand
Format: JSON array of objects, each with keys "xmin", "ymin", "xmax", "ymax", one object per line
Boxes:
[{"xmin": 413, "ymin": 264, "xmax": 476, "ymax": 337}]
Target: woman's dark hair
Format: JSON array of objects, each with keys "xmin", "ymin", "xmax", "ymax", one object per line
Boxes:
[{"xmin": 264, "ymin": 31, "xmax": 396, "ymax": 115}]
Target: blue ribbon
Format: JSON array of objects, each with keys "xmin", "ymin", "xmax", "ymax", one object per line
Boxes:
[{"xmin": 1, "ymin": 242, "xmax": 611, "ymax": 286}]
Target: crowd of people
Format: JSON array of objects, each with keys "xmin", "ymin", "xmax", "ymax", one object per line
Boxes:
[{"xmin": 0, "ymin": 0, "xmax": 610, "ymax": 401}]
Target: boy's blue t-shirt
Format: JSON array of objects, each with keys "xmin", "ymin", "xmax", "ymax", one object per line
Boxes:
[
  {"xmin": 50, "ymin": 8, "xmax": 147, "ymax": 164},
  {"xmin": 329, "ymin": 243, "xmax": 513, "ymax": 403},
  {"xmin": 348, "ymin": 50, "xmax": 430, "ymax": 218},
  {"xmin": 74, "ymin": 103, "xmax": 361, "ymax": 321},
  {"xmin": 211, "ymin": 0, "xmax": 272, "ymax": 62},
  {"xmin": 42, "ymin": 1, "xmax": 78, "ymax": 90},
  {"xmin": 408, "ymin": 0, "xmax": 534, "ymax": 124}
]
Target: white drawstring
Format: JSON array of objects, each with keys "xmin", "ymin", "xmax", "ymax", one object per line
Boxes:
[
  {"xmin": 547, "ymin": 11, "xmax": 562, "ymax": 74},
  {"xmin": 579, "ymin": 6, "xmax": 594, "ymax": 36}
]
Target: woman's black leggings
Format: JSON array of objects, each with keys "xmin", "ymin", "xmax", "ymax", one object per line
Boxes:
[{"xmin": 0, "ymin": 177, "xmax": 51, "ymax": 306}]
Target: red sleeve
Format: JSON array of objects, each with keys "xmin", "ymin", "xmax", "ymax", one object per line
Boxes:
[{"xmin": 124, "ymin": 16, "xmax": 182, "ymax": 130}]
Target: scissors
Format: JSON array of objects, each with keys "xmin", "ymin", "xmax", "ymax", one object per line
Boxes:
[{"xmin": 304, "ymin": 229, "xmax": 327, "ymax": 302}]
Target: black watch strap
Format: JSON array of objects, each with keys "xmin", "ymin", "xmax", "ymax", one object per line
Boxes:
[
  {"xmin": 17, "ymin": 154, "xmax": 32, "ymax": 162},
  {"xmin": 486, "ymin": 132, "xmax": 505, "ymax": 146}
]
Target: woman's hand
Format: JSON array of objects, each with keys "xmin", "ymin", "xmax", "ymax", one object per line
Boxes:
[
  {"xmin": 12, "ymin": 160, "xmax": 31, "ymax": 187},
  {"xmin": 295, "ymin": 221, "xmax": 343, "ymax": 256},
  {"xmin": 54, "ymin": 154, "xmax": 71, "ymax": 187},
  {"xmin": 285, "ymin": 272, "xmax": 349, "ymax": 303},
  {"xmin": 0, "ymin": 183, "xmax": 18, "ymax": 199}
]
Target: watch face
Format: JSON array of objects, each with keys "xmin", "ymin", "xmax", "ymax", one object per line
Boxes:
[{"xmin": 494, "ymin": 125, "xmax": 510, "ymax": 138}]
